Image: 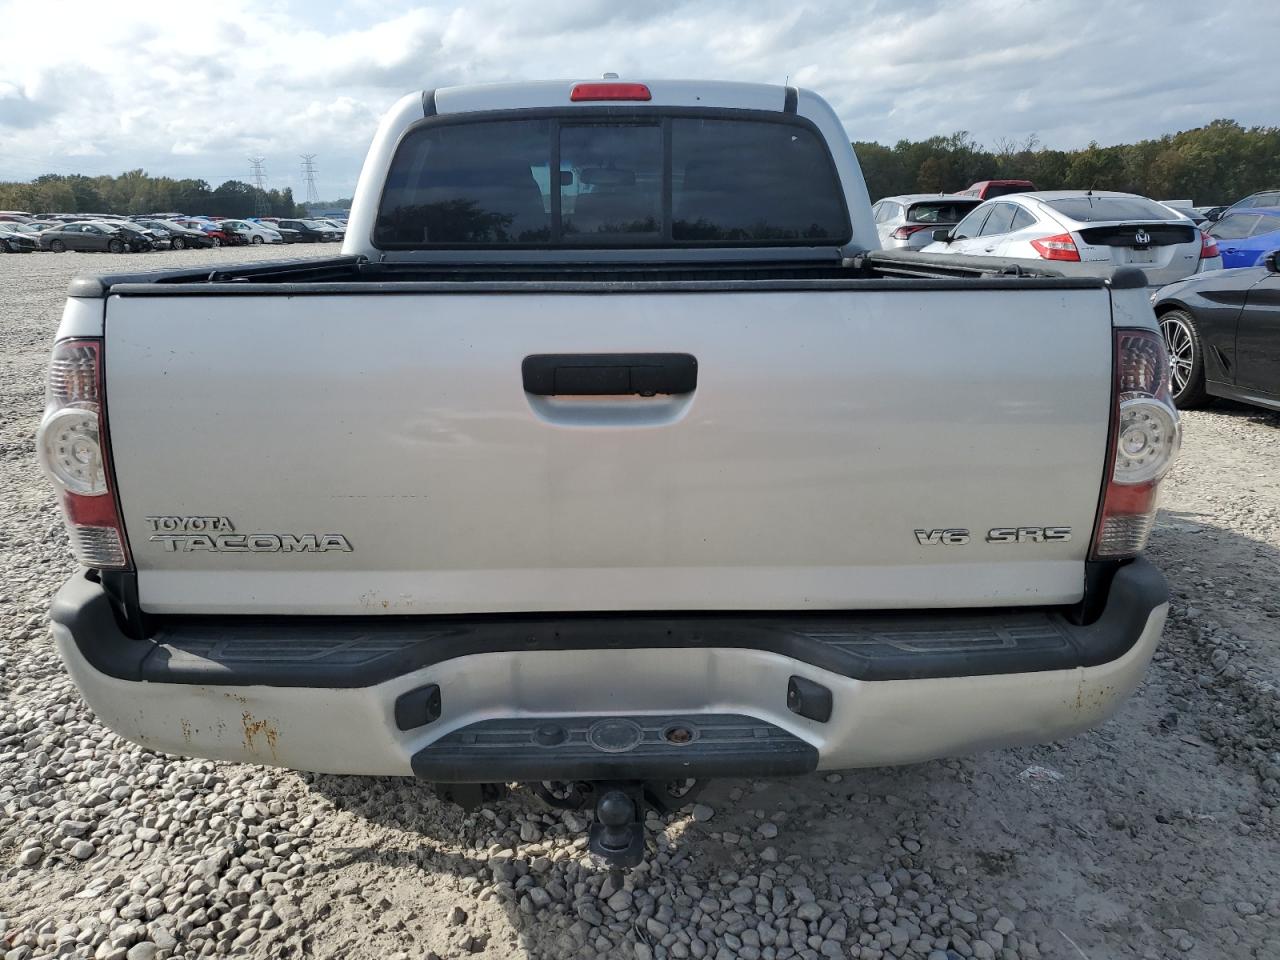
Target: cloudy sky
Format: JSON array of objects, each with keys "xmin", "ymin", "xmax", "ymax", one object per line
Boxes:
[{"xmin": 1, "ymin": 0, "xmax": 1275, "ymax": 199}]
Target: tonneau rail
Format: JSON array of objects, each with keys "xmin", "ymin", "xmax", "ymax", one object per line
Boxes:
[{"xmin": 66, "ymin": 252, "xmax": 1136, "ymax": 297}]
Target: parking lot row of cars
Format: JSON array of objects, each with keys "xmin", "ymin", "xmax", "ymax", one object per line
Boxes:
[
  {"xmin": 872, "ymin": 183, "xmax": 1280, "ymax": 277},
  {"xmin": 0, "ymin": 212, "xmax": 349, "ymax": 253}
]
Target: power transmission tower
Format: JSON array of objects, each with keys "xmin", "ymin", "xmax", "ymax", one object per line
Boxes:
[
  {"xmin": 248, "ymin": 157, "xmax": 269, "ymax": 216},
  {"xmin": 300, "ymin": 154, "xmax": 320, "ymax": 207}
]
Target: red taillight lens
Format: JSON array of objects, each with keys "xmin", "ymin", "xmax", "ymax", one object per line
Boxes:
[
  {"xmin": 890, "ymin": 224, "xmax": 932, "ymax": 240},
  {"xmin": 1199, "ymin": 230, "xmax": 1219, "ymax": 259},
  {"xmin": 1090, "ymin": 329, "xmax": 1181, "ymax": 560},
  {"xmin": 569, "ymin": 82, "xmax": 652, "ymax": 102},
  {"xmin": 37, "ymin": 339, "xmax": 132, "ymax": 570},
  {"xmin": 1030, "ymin": 232, "xmax": 1081, "ymax": 261}
]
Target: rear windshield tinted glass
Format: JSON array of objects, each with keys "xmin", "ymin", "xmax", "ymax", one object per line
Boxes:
[
  {"xmin": 1044, "ymin": 197, "xmax": 1181, "ymax": 223},
  {"xmin": 374, "ymin": 114, "xmax": 849, "ymax": 248},
  {"xmin": 906, "ymin": 200, "xmax": 980, "ymax": 223}
]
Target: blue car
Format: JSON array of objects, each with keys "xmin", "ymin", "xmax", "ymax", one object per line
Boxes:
[{"xmin": 1206, "ymin": 206, "xmax": 1280, "ymax": 268}]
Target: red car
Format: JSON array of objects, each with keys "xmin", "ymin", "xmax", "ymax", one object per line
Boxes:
[
  {"xmin": 169, "ymin": 219, "xmax": 245, "ymax": 247},
  {"xmin": 960, "ymin": 179, "xmax": 1037, "ymax": 200}
]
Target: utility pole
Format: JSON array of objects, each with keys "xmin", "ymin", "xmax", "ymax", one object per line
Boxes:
[
  {"xmin": 300, "ymin": 154, "xmax": 320, "ymax": 208},
  {"xmin": 248, "ymin": 157, "xmax": 268, "ymax": 216}
]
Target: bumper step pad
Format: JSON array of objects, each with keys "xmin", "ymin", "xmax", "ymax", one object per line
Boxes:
[{"xmin": 409, "ymin": 713, "xmax": 818, "ymax": 783}]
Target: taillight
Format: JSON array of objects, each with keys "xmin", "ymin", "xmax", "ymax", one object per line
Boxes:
[
  {"xmin": 37, "ymin": 339, "xmax": 132, "ymax": 569},
  {"xmin": 890, "ymin": 224, "xmax": 932, "ymax": 240},
  {"xmin": 1030, "ymin": 232, "xmax": 1081, "ymax": 261},
  {"xmin": 1199, "ymin": 230, "xmax": 1219, "ymax": 259},
  {"xmin": 1090, "ymin": 329, "xmax": 1181, "ymax": 559},
  {"xmin": 569, "ymin": 82, "xmax": 652, "ymax": 102}
]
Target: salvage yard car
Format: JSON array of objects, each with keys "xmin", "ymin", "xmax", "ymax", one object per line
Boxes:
[
  {"xmin": 0, "ymin": 222, "xmax": 38, "ymax": 252},
  {"xmin": 923, "ymin": 190, "xmax": 1222, "ymax": 283},
  {"xmin": 274, "ymin": 218, "xmax": 338, "ymax": 242},
  {"xmin": 39, "ymin": 79, "xmax": 1176, "ymax": 866},
  {"xmin": 1204, "ymin": 207, "xmax": 1280, "ymax": 269},
  {"xmin": 38, "ymin": 220, "xmax": 134, "ymax": 253},
  {"xmin": 1153, "ymin": 249, "xmax": 1280, "ymax": 410},
  {"xmin": 871, "ymin": 194, "xmax": 982, "ymax": 250}
]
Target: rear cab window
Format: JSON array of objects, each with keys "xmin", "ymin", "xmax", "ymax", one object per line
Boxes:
[{"xmin": 374, "ymin": 112, "xmax": 851, "ymax": 248}]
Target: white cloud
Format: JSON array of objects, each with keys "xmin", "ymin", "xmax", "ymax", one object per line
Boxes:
[{"xmin": 0, "ymin": 0, "xmax": 1276, "ymax": 198}]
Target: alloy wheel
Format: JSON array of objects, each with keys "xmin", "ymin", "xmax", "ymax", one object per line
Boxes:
[{"xmin": 1159, "ymin": 313, "xmax": 1194, "ymax": 396}]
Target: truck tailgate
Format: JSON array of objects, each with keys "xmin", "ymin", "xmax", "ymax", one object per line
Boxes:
[{"xmin": 104, "ymin": 286, "xmax": 1112, "ymax": 615}]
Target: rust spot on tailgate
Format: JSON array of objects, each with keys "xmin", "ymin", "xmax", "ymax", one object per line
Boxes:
[{"xmin": 241, "ymin": 711, "xmax": 280, "ymax": 762}]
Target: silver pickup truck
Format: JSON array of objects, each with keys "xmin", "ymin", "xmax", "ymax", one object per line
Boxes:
[{"xmin": 40, "ymin": 79, "xmax": 1177, "ymax": 863}]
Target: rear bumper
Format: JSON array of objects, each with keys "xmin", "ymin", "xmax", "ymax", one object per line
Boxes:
[{"xmin": 51, "ymin": 561, "xmax": 1167, "ymax": 778}]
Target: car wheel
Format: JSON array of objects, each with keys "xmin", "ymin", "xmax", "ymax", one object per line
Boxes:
[
  {"xmin": 251, "ymin": 235, "xmax": 264, "ymax": 245},
  {"xmin": 211, "ymin": 237, "xmax": 222, "ymax": 247},
  {"xmin": 170, "ymin": 236, "xmax": 186, "ymax": 250},
  {"xmin": 1159, "ymin": 308, "xmax": 1210, "ymax": 408},
  {"xmin": 50, "ymin": 239, "xmax": 66, "ymax": 253},
  {"xmin": 108, "ymin": 239, "xmax": 126, "ymax": 254}
]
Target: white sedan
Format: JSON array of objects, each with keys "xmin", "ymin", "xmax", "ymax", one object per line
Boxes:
[
  {"xmin": 921, "ymin": 190, "xmax": 1222, "ymax": 285},
  {"xmin": 218, "ymin": 219, "xmax": 285, "ymax": 244}
]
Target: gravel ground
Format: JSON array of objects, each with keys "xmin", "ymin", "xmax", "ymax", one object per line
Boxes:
[{"xmin": 2, "ymin": 246, "xmax": 1279, "ymax": 960}]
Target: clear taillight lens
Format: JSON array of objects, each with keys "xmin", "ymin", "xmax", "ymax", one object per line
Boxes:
[
  {"xmin": 36, "ymin": 339, "xmax": 132, "ymax": 570},
  {"xmin": 1090, "ymin": 329, "xmax": 1180, "ymax": 559}
]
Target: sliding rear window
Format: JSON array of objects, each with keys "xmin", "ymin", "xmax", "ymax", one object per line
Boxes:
[{"xmin": 374, "ymin": 112, "xmax": 850, "ymax": 248}]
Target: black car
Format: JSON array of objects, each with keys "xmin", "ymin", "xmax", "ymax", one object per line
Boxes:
[
  {"xmin": 276, "ymin": 219, "xmax": 337, "ymax": 242},
  {"xmin": 133, "ymin": 219, "xmax": 215, "ymax": 250},
  {"xmin": 1154, "ymin": 250, "xmax": 1280, "ymax": 411},
  {"xmin": 0, "ymin": 225, "xmax": 37, "ymax": 252},
  {"xmin": 104, "ymin": 222, "xmax": 158, "ymax": 252},
  {"xmin": 38, "ymin": 221, "xmax": 135, "ymax": 253}
]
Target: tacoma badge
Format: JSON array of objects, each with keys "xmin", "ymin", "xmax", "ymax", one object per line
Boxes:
[{"xmin": 146, "ymin": 516, "xmax": 353, "ymax": 553}]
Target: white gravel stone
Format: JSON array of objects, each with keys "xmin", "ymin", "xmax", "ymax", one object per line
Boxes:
[{"xmin": 69, "ymin": 841, "xmax": 95, "ymax": 861}]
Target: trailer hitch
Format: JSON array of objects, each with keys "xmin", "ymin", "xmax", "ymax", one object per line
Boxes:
[{"xmin": 587, "ymin": 781, "xmax": 646, "ymax": 868}]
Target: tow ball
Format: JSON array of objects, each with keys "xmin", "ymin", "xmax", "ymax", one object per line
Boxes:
[
  {"xmin": 434, "ymin": 778, "xmax": 703, "ymax": 869},
  {"xmin": 587, "ymin": 781, "xmax": 646, "ymax": 868}
]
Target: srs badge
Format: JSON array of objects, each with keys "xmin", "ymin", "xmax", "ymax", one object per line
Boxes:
[
  {"xmin": 145, "ymin": 516, "xmax": 353, "ymax": 553},
  {"xmin": 915, "ymin": 527, "xmax": 1071, "ymax": 545}
]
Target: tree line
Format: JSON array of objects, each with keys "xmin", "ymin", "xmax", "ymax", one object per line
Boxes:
[
  {"xmin": 855, "ymin": 119, "xmax": 1280, "ymax": 203},
  {"xmin": 0, "ymin": 170, "xmax": 298, "ymax": 218}
]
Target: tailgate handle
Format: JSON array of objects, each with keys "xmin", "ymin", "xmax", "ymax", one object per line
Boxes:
[{"xmin": 522, "ymin": 353, "xmax": 697, "ymax": 396}]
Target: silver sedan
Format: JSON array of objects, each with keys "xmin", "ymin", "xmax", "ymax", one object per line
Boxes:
[
  {"xmin": 872, "ymin": 194, "xmax": 982, "ymax": 250},
  {"xmin": 922, "ymin": 191, "xmax": 1223, "ymax": 285}
]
